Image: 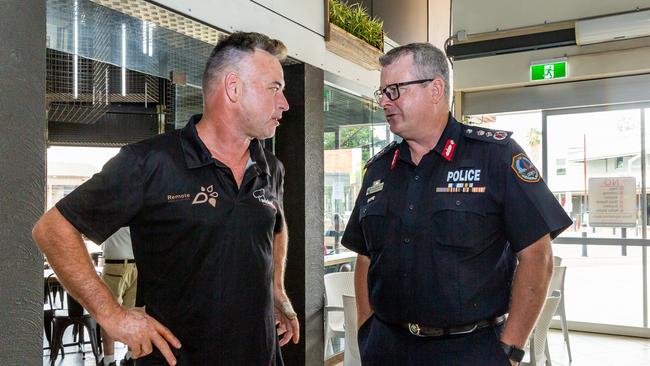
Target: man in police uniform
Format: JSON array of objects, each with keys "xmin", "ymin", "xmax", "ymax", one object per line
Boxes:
[
  {"xmin": 33, "ymin": 32, "xmax": 299, "ymax": 365},
  {"xmin": 342, "ymin": 43, "xmax": 572, "ymax": 365}
]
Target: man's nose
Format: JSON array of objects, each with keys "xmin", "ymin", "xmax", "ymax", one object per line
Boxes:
[
  {"xmin": 378, "ymin": 92, "xmax": 391, "ymax": 108},
  {"xmin": 278, "ymin": 92, "xmax": 289, "ymax": 111}
]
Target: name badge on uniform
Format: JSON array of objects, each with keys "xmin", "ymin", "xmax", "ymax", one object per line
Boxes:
[
  {"xmin": 436, "ymin": 168, "xmax": 486, "ymax": 193},
  {"xmin": 366, "ymin": 180, "xmax": 384, "ymax": 196}
]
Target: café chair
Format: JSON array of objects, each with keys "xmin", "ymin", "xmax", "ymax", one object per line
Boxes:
[
  {"xmin": 43, "ymin": 273, "xmax": 64, "ymax": 354},
  {"xmin": 342, "ymin": 294, "xmax": 361, "ymax": 366},
  {"xmin": 521, "ymin": 290, "xmax": 561, "ymax": 366},
  {"xmin": 49, "ymin": 292, "xmax": 101, "ymax": 366},
  {"xmin": 550, "ymin": 265, "xmax": 571, "ymax": 362},
  {"xmin": 324, "ymin": 271, "xmax": 355, "ymax": 356}
]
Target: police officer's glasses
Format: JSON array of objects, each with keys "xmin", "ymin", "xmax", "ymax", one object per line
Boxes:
[{"xmin": 374, "ymin": 78, "xmax": 434, "ymax": 104}]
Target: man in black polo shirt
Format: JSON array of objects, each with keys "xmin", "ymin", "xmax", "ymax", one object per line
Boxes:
[
  {"xmin": 342, "ymin": 43, "xmax": 572, "ymax": 365},
  {"xmin": 33, "ymin": 32, "xmax": 299, "ymax": 365}
]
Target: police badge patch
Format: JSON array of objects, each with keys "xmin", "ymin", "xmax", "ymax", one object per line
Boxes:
[{"xmin": 511, "ymin": 153, "xmax": 540, "ymax": 183}]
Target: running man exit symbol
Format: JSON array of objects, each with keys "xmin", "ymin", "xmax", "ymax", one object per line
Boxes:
[
  {"xmin": 530, "ymin": 58, "xmax": 567, "ymax": 81},
  {"xmin": 544, "ymin": 64, "xmax": 554, "ymax": 79}
]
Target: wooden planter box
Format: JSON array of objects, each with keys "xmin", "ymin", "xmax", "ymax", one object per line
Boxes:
[{"xmin": 325, "ymin": 23, "xmax": 383, "ymax": 71}]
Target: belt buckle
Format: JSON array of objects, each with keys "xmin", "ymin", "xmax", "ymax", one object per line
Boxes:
[{"xmin": 408, "ymin": 323, "xmax": 423, "ymax": 337}]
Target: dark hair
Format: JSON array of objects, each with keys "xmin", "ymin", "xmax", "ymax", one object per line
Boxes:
[
  {"xmin": 202, "ymin": 31, "xmax": 287, "ymax": 95},
  {"xmin": 379, "ymin": 43, "xmax": 450, "ymax": 104}
]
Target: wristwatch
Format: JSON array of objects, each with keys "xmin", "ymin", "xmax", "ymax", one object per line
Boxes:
[{"xmin": 500, "ymin": 342, "xmax": 525, "ymax": 363}]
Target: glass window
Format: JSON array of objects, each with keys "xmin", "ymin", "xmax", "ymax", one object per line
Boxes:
[
  {"xmin": 548, "ymin": 108, "xmax": 644, "ymax": 328},
  {"xmin": 465, "ymin": 112, "xmax": 543, "ymax": 169},
  {"xmin": 556, "ymin": 158, "xmax": 566, "ymax": 175},
  {"xmin": 47, "ymin": 146, "xmax": 120, "ymax": 255},
  {"xmin": 547, "ymin": 109, "xmax": 642, "ymax": 238},
  {"xmin": 323, "ymin": 85, "xmax": 394, "ymax": 261},
  {"xmin": 47, "ymin": 146, "xmax": 120, "ymax": 209}
]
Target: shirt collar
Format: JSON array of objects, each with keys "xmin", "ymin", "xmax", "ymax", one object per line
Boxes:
[
  {"xmin": 432, "ymin": 113, "xmax": 461, "ymax": 162},
  {"xmin": 180, "ymin": 114, "xmax": 271, "ymax": 175},
  {"xmin": 397, "ymin": 113, "xmax": 461, "ymax": 164},
  {"xmin": 180, "ymin": 114, "xmax": 213, "ymax": 169},
  {"xmin": 248, "ymin": 139, "xmax": 271, "ymax": 176},
  {"xmin": 397, "ymin": 139, "xmax": 413, "ymax": 165}
]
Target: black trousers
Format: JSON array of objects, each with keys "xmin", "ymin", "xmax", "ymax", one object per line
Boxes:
[
  {"xmin": 358, "ymin": 315, "xmax": 511, "ymax": 366},
  {"xmin": 134, "ymin": 336, "xmax": 284, "ymax": 366}
]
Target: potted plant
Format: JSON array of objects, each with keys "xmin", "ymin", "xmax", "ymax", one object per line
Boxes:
[{"xmin": 325, "ymin": 0, "xmax": 384, "ymax": 70}]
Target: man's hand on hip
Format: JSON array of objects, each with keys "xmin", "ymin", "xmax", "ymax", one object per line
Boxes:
[{"xmin": 103, "ymin": 306, "xmax": 181, "ymax": 365}]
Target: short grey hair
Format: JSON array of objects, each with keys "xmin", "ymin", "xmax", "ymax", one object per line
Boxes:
[
  {"xmin": 379, "ymin": 43, "xmax": 450, "ymax": 103},
  {"xmin": 202, "ymin": 31, "xmax": 287, "ymax": 96}
]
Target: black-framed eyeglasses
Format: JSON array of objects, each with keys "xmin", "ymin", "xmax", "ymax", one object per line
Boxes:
[{"xmin": 374, "ymin": 78, "xmax": 434, "ymax": 103}]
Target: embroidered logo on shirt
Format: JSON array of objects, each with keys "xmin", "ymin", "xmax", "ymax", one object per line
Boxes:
[
  {"xmin": 438, "ymin": 169, "xmax": 485, "ymax": 193},
  {"xmin": 253, "ymin": 189, "xmax": 275, "ymax": 208},
  {"xmin": 442, "ymin": 139, "xmax": 456, "ymax": 161},
  {"xmin": 511, "ymin": 153, "xmax": 540, "ymax": 183},
  {"xmin": 447, "ymin": 169, "xmax": 481, "ymax": 183},
  {"xmin": 192, "ymin": 185, "xmax": 219, "ymax": 207},
  {"xmin": 167, "ymin": 193, "xmax": 191, "ymax": 202}
]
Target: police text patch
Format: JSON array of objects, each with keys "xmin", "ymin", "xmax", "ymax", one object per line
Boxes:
[{"xmin": 447, "ymin": 169, "xmax": 481, "ymax": 183}]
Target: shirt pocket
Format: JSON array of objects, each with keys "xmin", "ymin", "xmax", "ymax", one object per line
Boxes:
[
  {"xmin": 359, "ymin": 196, "xmax": 388, "ymax": 252},
  {"xmin": 431, "ymin": 196, "xmax": 487, "ymax": 252}
]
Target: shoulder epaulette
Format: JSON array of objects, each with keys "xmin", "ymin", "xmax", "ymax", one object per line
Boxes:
[
  {"xmin": 364, "ymin": 141, "xmax": 397, "ymax": 169},
  {"xmin": 462, "ymin": 126, "xmax": 512, "ymax": 145}
]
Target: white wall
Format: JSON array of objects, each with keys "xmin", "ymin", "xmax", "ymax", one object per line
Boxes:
[
  {"xmin": 155, "ymin": 0, "xmax": 381, "ymax": 97},
  {"xmin": 451, "ymin": 0, "xmax": 650, "ymax": 110},
  {"xmin": 452, "ymin": 0, "xmax": 650, "ymax": 35},
  {"xmin": 429, "ymin": 0, "xmax": 451, "ymax": 49},
  {"xmin": 454, "ymin": 37, "xmax": 650, "ymax": 92}
]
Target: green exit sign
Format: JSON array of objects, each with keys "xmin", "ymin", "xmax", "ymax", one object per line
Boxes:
[{"xmin": 530, "ymin": 58, "xmax": 567, "ymax": 81}]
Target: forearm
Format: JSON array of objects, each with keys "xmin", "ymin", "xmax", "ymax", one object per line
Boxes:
[
  {"xmin": 500, "ymin": 235, "xmax": 554, "ymax": 348},
  {"xmin": 273, "ymin": 222, "xmax": 289, "ymax": 298},
  {"xmin": 34, "ymin": 208, "xmax": 122, "ymax": 324},
  {"xmin": 354, "ymin": 255, "xmax": 373, "ymax": 326}
]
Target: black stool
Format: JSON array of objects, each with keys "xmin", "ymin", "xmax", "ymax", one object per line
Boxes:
[
  {"xmin": 49, "ymin": 293, "xmax": 101, "ymax": 366},
  {"xmin": 44, "ymin": 273, "xmax": 65, "ymax": 355}
]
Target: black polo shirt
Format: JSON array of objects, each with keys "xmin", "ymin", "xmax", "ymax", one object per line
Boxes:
[
  {"xmin": 56, "ymin": 114, "xmax": 285, "ymax": 365},
  {"xmin": 342, "ymin": 114, "xmax": 572, "ymax": 327}
]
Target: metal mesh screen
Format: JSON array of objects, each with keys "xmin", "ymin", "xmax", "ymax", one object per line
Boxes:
[
  {"xmin": 170, "ymin": 84, "xmax": 202, "ymax": 128},
  {"xmin": 47, "ymin": 49, "xmax": 160, "ymax": 125},
  {"xmin": 46, "ymin": 0, "xmax": 303, "ymax": 145}
]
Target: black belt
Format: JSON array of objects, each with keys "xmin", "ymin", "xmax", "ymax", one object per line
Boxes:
[
  {"xmin": 104, "ymin": 259, "xmax": 135, "ymax": 264},
  {"xmin": 401, "ymin": 314, "xmax": 506, "ymax": 337}
]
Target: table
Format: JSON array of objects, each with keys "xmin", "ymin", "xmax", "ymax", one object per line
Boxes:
[{"xmin": 324, "ymin": 251, "xmax": 357, "ymax": 267}]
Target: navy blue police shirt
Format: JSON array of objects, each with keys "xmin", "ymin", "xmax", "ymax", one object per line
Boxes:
[
  {"xmin": 56, "ymin": 114, "xmax": 285, "ymax": 365},
  {"xmin": 342, "ymin": 114, "xmax": 572, "ymax": 327}
]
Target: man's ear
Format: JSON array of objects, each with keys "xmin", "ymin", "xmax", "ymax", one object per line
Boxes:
[
  {"xmin": 224, "ymin": 71, "xmax": 241, "ymax": 102},
  {"xmin": 431, "ymin": 79, "xmax": 445, "ymax": 104}
]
